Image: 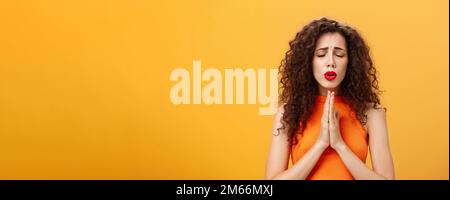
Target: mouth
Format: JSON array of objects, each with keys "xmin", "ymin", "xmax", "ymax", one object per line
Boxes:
[{"xmin": 324, "ymin": 71, "xmax": 337, "ymax": 81}]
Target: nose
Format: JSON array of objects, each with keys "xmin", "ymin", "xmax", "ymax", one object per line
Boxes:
[
  {"xmin": 326, "ymin": 55, "xmax": 336, "ymax": 68},
  {"xmin": 326, "ymin": 63, "xmax": 336, "ymax": 68}
]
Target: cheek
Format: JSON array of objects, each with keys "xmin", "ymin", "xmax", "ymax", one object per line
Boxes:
[
  {"xmin": 338, "ymin": 59, "xmax": 348, "ymax": 74},
  {"xmin": 338, "ymin": 63, "xmax": 348, "ymax": 81},
  {"xmin": 312, "ymin": 59, "xmax": 323, "ymax": 73}
]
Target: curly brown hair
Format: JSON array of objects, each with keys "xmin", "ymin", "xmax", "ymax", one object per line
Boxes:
[{"xmin": 277, "ymin": 17, "xmax": 382, "ymax": 145}]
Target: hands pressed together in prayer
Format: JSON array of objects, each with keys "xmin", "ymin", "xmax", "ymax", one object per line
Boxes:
[{"xmin": 316, "ymin": 91, "xmax": 346, "ymax": 150}]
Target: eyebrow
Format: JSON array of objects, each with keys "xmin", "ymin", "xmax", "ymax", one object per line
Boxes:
[{"xmin": 315, "ymin": 47, "xmax": 346, "ymax": 51}]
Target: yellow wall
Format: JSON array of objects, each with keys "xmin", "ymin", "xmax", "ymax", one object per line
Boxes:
[{"xmin": 0, "ymin": 0, "xmax": 448, "ymax": 180}]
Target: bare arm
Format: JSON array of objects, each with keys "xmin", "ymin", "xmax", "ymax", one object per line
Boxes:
[{"xmin": 334, "ymin": 106, "xmax": 395, "ymax": 180}]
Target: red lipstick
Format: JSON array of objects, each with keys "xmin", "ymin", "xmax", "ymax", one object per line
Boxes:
[{"xmin": 324, "ymin": 71, "xmax": 337, "ymax": 81}]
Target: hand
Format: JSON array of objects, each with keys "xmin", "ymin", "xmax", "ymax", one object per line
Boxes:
[
  {"xmin": 316, "ymin": 91, "xmax": 332, "ymax": 149},
  {"xmin": 328, "ymin": 92, "xmax": 345, "ymax": 149}
]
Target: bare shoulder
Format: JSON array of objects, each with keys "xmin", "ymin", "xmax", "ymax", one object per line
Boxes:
[
  {"xmin": 274, "ymin": 103, "xmax": 286, "ymax": 119},
  {"xmin": 364, "ymin": 103, "xmax": 388, "ymax": 135},
  {"xmin": 365, "ymin": 103, "xmax": 386, "ymax": 119},
  {"xmin": 272, "ymin": 103, "xmax": 288, "ymax": 138}
]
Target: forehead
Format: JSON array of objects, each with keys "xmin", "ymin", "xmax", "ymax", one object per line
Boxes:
[{"xmin": 315, "ymin": 32, "xmax": 346, "ymax": 48}]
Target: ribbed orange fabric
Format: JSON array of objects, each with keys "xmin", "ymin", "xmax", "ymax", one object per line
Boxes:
[{"xmin": 290, "ymin": 95, "xmax": 369, "ymax": 180}]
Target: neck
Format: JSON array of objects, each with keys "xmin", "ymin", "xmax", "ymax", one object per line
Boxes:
[{"xmin": 318, "ymin": 86, "xmax": 341, "ymax": 96}]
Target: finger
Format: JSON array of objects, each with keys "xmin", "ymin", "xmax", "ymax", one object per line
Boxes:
[
  {"xmin": 334, "ymin": 111, "xmax": 341, "ymax": 131},
  {"xmin": 330, "ymin": 92, "xmax": 335, "ymax": 115},
  {"xmin": 322, "ymin": 91, "xmax": 331, "ymax": 121},
  {"xmin": 329, "ymin": 92, "xmax": 335, "ymax": 124}
]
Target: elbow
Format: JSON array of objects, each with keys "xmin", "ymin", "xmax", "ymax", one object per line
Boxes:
[
  {"xmin": 378, "ymin": 173, "xmax": 395, "ymax": 180},
  {"xmin": 265, "ymin": 172, "xmax": 284, "ymax": 180},
  {"xmin": 264, "ymin": 174, "xmax": 277, "ymax": 180},
  {"xmin": 382, "ymin": 171, "xmax": 395, "ymax": 180}
]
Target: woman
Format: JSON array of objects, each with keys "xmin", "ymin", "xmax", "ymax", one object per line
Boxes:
[{"xmin": 265, "ymin": 17, "xmax": 395, "ymax": 180}]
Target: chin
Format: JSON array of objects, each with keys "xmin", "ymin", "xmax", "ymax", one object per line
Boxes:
[{"xmin": 319, "ymin": 81, "xmax": 339, "ymax": 89}]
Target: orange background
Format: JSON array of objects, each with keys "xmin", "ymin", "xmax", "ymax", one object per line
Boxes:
[{"xmin": 0, "ymin": 0, "xmax": 448, "ymax": 179}]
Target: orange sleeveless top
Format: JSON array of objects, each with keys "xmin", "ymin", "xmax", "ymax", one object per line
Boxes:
[{"xmin": 290, "ymin": 95, "xmax": 369, "ymax": 180}]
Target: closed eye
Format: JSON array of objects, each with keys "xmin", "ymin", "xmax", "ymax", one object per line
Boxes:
[{"xmin": 335, "ymin": 50, "xmax": 346, "ymax": 57}]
